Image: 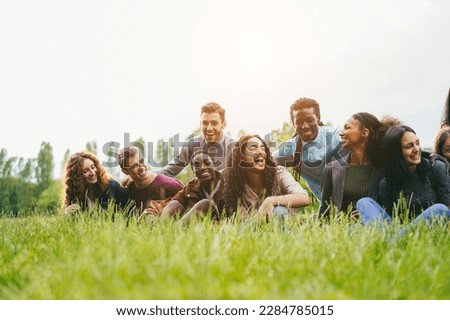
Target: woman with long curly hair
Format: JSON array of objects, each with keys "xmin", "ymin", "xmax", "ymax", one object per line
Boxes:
[
  {"xmin": 63, "ymin": 151, "xmax": 129, "ymax": 213},
  {"xmin": 222, "ymin": 134, "xmax": 310, "ymax": 220}
]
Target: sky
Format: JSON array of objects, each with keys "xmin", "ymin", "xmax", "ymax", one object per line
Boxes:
[{"xmin": 1, "ymin": 0, "xmax": 449, "ymax": 177}]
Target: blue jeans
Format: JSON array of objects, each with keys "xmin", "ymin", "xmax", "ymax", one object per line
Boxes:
[
  {"xmin": 272, "ymin": 205, "xmax": 289, "ymax": 218},
  {"xmin": 356, "ymin": 197, "xmax": 450, "ymax": 237}
]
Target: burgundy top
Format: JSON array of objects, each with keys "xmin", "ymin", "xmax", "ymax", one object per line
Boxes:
[{"xmin": 128, "ymin": 174, "xmax": 184, "ymax": 211}]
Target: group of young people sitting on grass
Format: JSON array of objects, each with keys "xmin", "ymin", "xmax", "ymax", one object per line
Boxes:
[{"xmin": 62, "ymin": 96, "xmax": 450, "ymax": 235}]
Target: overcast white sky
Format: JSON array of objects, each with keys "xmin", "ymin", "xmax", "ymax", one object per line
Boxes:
[{"xmin": 1, "ymin": 0, "xmax": 449, "ymax": 177}]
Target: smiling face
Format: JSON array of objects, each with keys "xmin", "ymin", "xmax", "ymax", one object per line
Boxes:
[
  {"xmin": 293, "ymin": 107, "xmax": 320, "ymax": 142},
  {"xmin": 81, "ymin": 158, "xmax": 98, "ymax": 184},
  {"xmin": 242, "ymin": 137, "xmax": 267, "ymax": 172},
  {"xmin": 201, "ymin": 112, "xmax": 226, "ymax": 143},
  {"xmin": 120, "ymin": 152, "xmax": 148, "ymax": 182},
  {"xmin": 440, "ymin": 136, "xmax": 450, "ymax": 162},
  {"xmin": 191, "ymin": 152, "xmax": 215, "ymax": 184},
  {"xmin": 401, "ymin": 131, "xmax": 421, "ymax": 170},
  {"xmin": 339, "ymin": 117, "xmax": 368, "ymax": 150}
]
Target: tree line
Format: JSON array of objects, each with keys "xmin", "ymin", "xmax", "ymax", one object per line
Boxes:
[{"xmin": 0, "ymin": 142, "xmax": 58, "ymax": 216}]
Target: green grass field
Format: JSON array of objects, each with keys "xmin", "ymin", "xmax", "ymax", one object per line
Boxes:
[{"xmin": 0, "ymin": 208, "xmax": 449, "ymax": 300}]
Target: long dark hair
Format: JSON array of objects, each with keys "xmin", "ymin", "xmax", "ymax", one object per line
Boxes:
[
  {"xmin": 383, "ymin": 125, "xmax": 427, "ymax": 191},
  {"xmin": 222, "ymin": 134, "xmax": 278, "ymax": 213},
  {"xmin": 351, "ymin": 112, "xmax": 389, "ymax": 168},
  {"xmin": 440, "ymin": 88, "xmax": 450, "ymax": 128}
]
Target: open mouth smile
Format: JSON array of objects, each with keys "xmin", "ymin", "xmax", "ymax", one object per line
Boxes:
[
  {"xmin": 254, "ymin": 157, "xmax": 265, "ymax": 164},
  {"xmin": 199, "ymin": 171, "xmax": 211, "ymax": 178}
]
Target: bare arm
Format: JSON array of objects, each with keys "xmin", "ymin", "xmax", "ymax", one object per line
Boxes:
[
  {"xmin": 257, "ymin": 167, "xmax": 310, "ymax": 219},
  {"xmin": 258, "ymin": 193, "xmax": 310, "ymax": 216}
]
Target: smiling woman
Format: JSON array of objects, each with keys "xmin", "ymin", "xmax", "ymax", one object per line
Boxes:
[
  {"xmin": 222, "ymin": 134, "xmax": 310, "ymax": 220},
  {"xmin": 357, "ymin": 125, "xmax": 450, "ymax": 237},
  {"xmin": 367, "ymin": 125, "xmax": 450, "ymax": 219},
  {"xmin": 63, "ymin": 151, "xmax": 129, "ymax": 214},
  {"xmin": 319, "ymin": 112, "xmax": 389, "ymax": 219},
  {"xmin": 160, "ymin": 150, "xmax": 223, "ymax": 225}
]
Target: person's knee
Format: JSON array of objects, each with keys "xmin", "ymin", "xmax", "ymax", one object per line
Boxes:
[
  {"xmin": 356, "ymin": 197, "xmax": 375, "ymax": 212},
  {"xmin": 161, "ymin": 200, "xmax": 184, "ymax": 218},
  {"xmin": 180, "ymin": 199, "xmax": 214, "ymax": 226},
  {"xmin": 430, "ymin": 203, "xmax": 448, "ymax": 211},
  {"xmin": 356, "ymin": 197, "xmax": 390, "ymax": 225},
  {"xmin": 191, "ymin": 199, "xmax": 212, "ymax": 213},
  {"xmin": 428, "ymin": 203, "xmax": 450, "ymax": 218}
]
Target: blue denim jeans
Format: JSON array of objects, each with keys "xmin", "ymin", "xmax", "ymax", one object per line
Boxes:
[
  {"xmin": 356, "ymin": 197, "xmax": 450, "ymax": 238},
  {"xmin": 272, "ymin": 205, "xmax": 289, "ymax": 218},
  {"xmin": 356, "ymin": 197, "xmax": 392, "ymax": 226}
]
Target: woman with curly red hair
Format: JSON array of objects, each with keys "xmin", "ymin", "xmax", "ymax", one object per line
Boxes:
[{"xmin": 63, "ymin": 151, "xmax": 129, "ymax": 213}]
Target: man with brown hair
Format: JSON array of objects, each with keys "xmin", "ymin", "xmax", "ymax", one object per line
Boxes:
[
  {"xmin": 118, "ymin": 146, "xmax": 183, "ymax": 213},
  {"xmin": 156, "ymin": 102, "xmax": 235, "ymax": 177}
]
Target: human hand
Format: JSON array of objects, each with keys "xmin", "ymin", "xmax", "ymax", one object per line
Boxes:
[
  {"xmin": 120, "ymin": 175, "xmax": 134, "ymax": 190},
  {"xmin": 257, "ymin": 197, "xmax": 275, "ymax": 222},
  {"xmin": 64, "ymin": 204, "xmax": 81, "ymax": 214},
  {"xmin": 143, "ymin": 207, "xmax": 159, "ymax": 216},
  {"xmin": 349, "ymin": 210, "xmax": 360, "ymax": 221}
]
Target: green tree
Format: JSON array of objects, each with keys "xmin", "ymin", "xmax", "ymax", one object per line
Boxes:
[
  {"xmin": 0, "ymin": 149, "xmax": 6, "ymax": 175},
  {"xmin": 154, "ymin": 137, "xmax": 174, "ymax": 167},
  {"xmin": 270, "ymin": 121, "xmax": 294, "ymax": 147},
  {"xmin": 85, "ymin": 141, "xmax": 97, "ymax": 154},
  {"xmin": 133, "ymin": 137, "xmax": 146, "ymax": 156},
  {"xmin": 0, "ymin": 150, "xmax": 39, "ymax": 215},
  {"xmin": 60, "ymin": 149, "xmax": 71, "ymax": 178},
  {"xmin": 0, "ymin": 149, "xmax": 16, "ymax": 213},
  {"xmin": 3, "ymin": 177, "xmax": 19, "ymax": 214},
  {"xmin": 15, "ymin": 157, "xmax": 37, "ymax": 213},
  {"xmin": 185, "ymin": 127, "xmax": 201, "ymax": 141},
  {"xmin": 17, "ymin": 157, "xmax": 34, "ymax": 182},
  {"xmin": 36, "ymin": 180, "xmax": 61, "ymax": 212},
  {"xmin": 35, "ymin": 142, "xmax": 54, "ymax": 195},
  {"xmin": 0, "ymin": 149, "xmax": 17, "ymax": 179}
]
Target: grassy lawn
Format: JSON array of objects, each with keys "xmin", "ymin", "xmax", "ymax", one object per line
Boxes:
[{"xmin": 0, "ymin": 209, "xmax": 449, "ymax": 300}]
